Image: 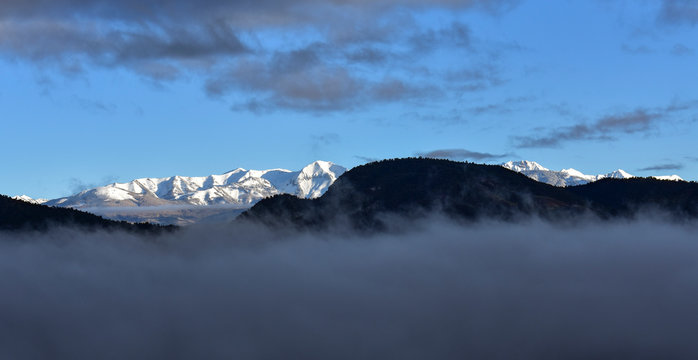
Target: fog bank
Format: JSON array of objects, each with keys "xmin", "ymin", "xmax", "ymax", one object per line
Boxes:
[{"xmin": 1, "ymin": 219, "xmax": 697, "ymax": 359}]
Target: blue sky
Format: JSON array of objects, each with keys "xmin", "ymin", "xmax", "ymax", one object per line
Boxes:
[{"xmin": 1, "ymin": 0, "xmax": 697, "ymax": 199}]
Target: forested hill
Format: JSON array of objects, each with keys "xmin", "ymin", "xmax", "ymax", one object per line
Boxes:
[
  {"xmin": 241, "ymin": 158, "xmax": 698, "ymax": 230},
  {"xmin": 0, "ymin": 194, "xmax": 171, "ymax": 232}
]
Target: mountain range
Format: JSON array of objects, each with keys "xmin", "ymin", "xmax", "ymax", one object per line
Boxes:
[
  {"xmin": 241, "ymin": 158, "xmax": 698, "ymax": 231},
  {"xmin": 12, "ymin": 159, "xmax": 685, "ymax": 225},
  {"xmin": 501, "ymin": 160, "xmax": 682, "ymax": 187},
  {"xmin": 43, "ymin": 160, "xmax": 345, "ymax": 208},
  {"xmin": 14, "ymin": 161, "xmax": 344, "ymax": 225}
]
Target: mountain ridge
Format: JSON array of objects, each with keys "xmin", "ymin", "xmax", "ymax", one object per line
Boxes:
[
  {"xmin": 0, "ymin": 194, "xmax": 170, "ymax": 232},
  {"xmin": 43, "ymin": 160, "xmax": 345, "ymax": 209},
  {"xmin": 241, "ymin": 158, "xmax": 698, "ymax": 231},
  {"xmin": 501, "ymin": 160, "xmax": 682, "ymax": 187}
]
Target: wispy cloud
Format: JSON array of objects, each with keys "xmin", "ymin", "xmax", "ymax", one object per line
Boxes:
[
  {"xmin": 637, "ymin": 163, "xmax": 684, "ymax": 172},
  {"xmin": 354, "ymin": 155, "xmax": 379, "ymax": 163},
  {"xmin": 621, "ymin": 44, "xmax": 654, "ymax": 55},
  {"xmin": 514, "ymin": 101, "xmax": 698, "ymax": 148},
  {"xmin": 310, "ymin": 133, "xmax": 341, "ymax": 152},
  {"xmin": 68, "ymin": 175, "xmax": 120, "ymax": 194},
  {"xmin": 466, "ymin": 96, "xmax": 534, "ymax": 116},
  {"xmin": 416, "ymin": 148, "xmax": 511, "ymax": 161},
  {"xmin": 671, "ymin": 43, "xmax": 694, "ymax": 56}
]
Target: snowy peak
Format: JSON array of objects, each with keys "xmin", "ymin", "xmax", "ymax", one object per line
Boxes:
[
  {"xmin": 11, "ymin": 195, "xmax": 48, "ymax": 205},
  {"xmin": 652, "ymin": 175, "xmax": 684, "ymax": 181},
  {"xmin": 296, "ymin": 160, "xmax": 346, "ymax": 199},
  {"xmin": 44, "ymin": 161, "xmax": 347, "ymax": 209},
  {"xmin": 502, "ymin": 160, "xmax": 549, "ymax": 172},
  {"xmin": 502, "ymin": 160, "xmax": 684, "ymax": 187},
  {"xmin": 603, "ymin": 169, "xmax": 633, "ymax": 179}
]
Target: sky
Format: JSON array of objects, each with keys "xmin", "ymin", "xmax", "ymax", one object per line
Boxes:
[{"xmin": 1, "ymin": 0, "xmax": 697, "ymax": 199}]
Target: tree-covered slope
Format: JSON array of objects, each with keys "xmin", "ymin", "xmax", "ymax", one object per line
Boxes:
[{"xmin": 0, "ymin": 194, "xmax": 171, "ymax": 232}]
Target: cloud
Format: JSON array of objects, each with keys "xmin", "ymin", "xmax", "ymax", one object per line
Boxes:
[
  {"xmin": 0, "ymin": 0, "xmax": 519, "ymax": 112},
  {"xmin": 311, "ymin": 133, "xmax": 341, "ymax": 152},
  {"xmin": 658, "ymin": 0, "xmax": 698, "ymax": 26},
  {"xmin": 210, "ymin": 48, "xmax": 443, "ymax": 111},
  {"xmin": 416, "ymin": 148, "xmax": 510, "ymax": 161},
  {"xmin": 355, "ymin": 155, "xmax": 379, "ymax": 163},
  {"xmin": 514, "ymin": 101, "xmax": 697, "ymax": 148},
  {"xmin": 638, "ymin": 163, "xmax": 684, "ymax": 172},
  {"xmin": 0, "ymin": 19, "xmax": 248, "ymax": 71},
  {"xmin": 1, "ymin": 218, "xmax": 698, "ymax": 358},
  {"xmin": 447, "ymin": 64, "xmax": 504, "ymax": 92},
  {"xmin": 671, "ymin": 43, "xmax": 694, "ymax": 56},
  {"xmin": 621, "ymin": 44, "xmax": 654, "ymax": 55},
  {"xmin": 466, "ymin": 96, "xmax": 534, "ymax": 115},
  {"xmin": 68, "ymin": 175, "xmax": 119, "ymax": 194},
  {"xmin": 371, "ymin": 78, "xmax": 440, "ymax": 102},
  {"xmin": 74, "ymin": 96, "xmax": 116, "ymax": 113},
  {"xmin": 409, "ymin": 22, "xmax": 472, "ymax": 52}
]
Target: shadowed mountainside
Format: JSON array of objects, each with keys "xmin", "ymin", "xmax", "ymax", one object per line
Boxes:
[
  {"xmin": 0, "ymin": 195, "xmax": 172, "ymax": 232},
  {"xmin": 241, "ymin": 158, "xmax": 698, "ymax": 230}
]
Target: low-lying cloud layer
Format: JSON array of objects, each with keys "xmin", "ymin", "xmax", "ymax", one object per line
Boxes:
[{"xmin": 2, "ymin": 218, "xmax": 698, "ymax": 359}]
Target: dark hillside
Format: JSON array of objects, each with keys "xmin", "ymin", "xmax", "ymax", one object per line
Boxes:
[
  {"xmin": 0, "ymin": 195, "xmax": 171, "ymax": 232},
  {"xmin": 242, "ymin": 158, "xmax": 592, "ymax": 230},
  {"xmin": 569, "ymin": 177, "xmax": 698, "ymax": 218},
  {"xmin": 242, "ymin": 158, "xmax": 698, "ymax": 230}
]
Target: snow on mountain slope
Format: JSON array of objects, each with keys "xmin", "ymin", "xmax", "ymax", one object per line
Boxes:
[
  {"xmin": 11, "ymin": 195, "xmax": 48, "ymax": 205},
  {"xmin": 44, "ymin": 161, "xmax": 346, "ymax": 209},
  {"xmin": 502, "ymin": 160, "xmax": 681, "ymax": 187},
  {"xmin": 652, "ymin": 175, "xmax": 684, "ymax": 181}
]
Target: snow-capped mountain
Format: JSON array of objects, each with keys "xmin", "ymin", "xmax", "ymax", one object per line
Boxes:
[
  {"xmin": 44, "ymin": 161, "xmax": 346, "ymax": 209},
  {"xmin": 11, "ymin": 195, "xmax": 48, "ymax": 205},
  {"xmin": 502, "ymin": 160, "xmax": 683, "ymax": 187}
]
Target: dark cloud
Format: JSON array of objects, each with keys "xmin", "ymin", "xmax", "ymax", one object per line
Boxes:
[
  {"xmin": 0, "ymin": 0, "xmax": 518, "ymax": 112},
  {"xmin": 514, "ymin": 101, "xmax": 697, "ymax": 148},
  {"xmin": 1, "ymin": 218, "xmax": 698, "ymax": 358},
  {"xmin": 0, "ymin": 0, "xmax": 520, "ymax": 22},
  {"xmin": 371, "ymin": 78, "xmax": 439, "ymax": 102},
  {"xmin": 638, "ymin": 163, "xmax": 684, "ymax": 172},
  {"xmin": 0, "ymin": 19, "xmax": 248, "ymax": 70},
  {"xmin": 208, "ymin": 57, "xmax": 364, "ymax": 111},
  {"xmin": 209, "ymin": 48, "xmax": 442, "ymax": 111},
  {"xmin": 658, "ymin": 0, "xmax": 698, "ymax": 26},
  {"xmin": 416, "ymin": 148, "xmax": 510, "ymax": 161}
]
